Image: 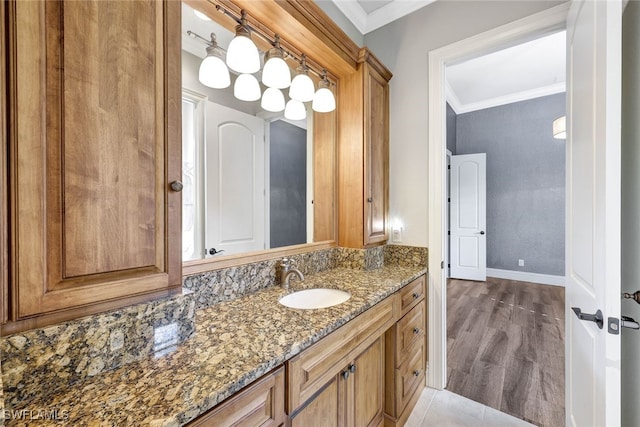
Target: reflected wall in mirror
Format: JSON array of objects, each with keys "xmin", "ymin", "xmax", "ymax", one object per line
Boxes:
[{"xmin": 181, "ymin": 2, "xmax": 335, "ymax": 261}]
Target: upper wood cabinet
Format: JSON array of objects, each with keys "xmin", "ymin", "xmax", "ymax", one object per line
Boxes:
[
  {"xmin": 3, "ymin": 0, "xmax": 182, "ymax": 332},
  {"xmin": 339, "ymin": 48, "xmax": 392, "ymax": 248}
]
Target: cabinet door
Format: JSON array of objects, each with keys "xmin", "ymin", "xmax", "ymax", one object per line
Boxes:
[
  {"xmin": 352, "ymin": 337, "xmax": 385, "ymax": 427},
  {"xmin": 291, "ymin": 376, "xmax": 342, "ymax": 427},
  {"xmin": 364, "ymin": 65, "xmax": 389, "ymax": 245},
  {"xmin": 9, "ymin": 0, "xmax": 181, "ymax": 320}
]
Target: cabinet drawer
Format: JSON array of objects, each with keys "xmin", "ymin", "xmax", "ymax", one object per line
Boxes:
[
  {"xmin": 287, "ymin": 295, "xmax": 396, "ymax": 412},
  {"xmin": 399, "ymin": 275, "xmax": 425, "ymax": 317},
  {"xmin": 396, "ymin": 339, "xmax": 425, "ymax": 412},
  {"xmin": 396, "ymin": 302, "xmax": 425, "ymax": 367},
  {"xmin": 187, "ymin": 366, "xmax": 285, "ymax": 427}
]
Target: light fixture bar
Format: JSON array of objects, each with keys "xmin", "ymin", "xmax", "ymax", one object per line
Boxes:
[
  {"xmin": 213, "ymin": 4, "xmax": 335, "ymax": 87},
  {"xmin": 187, "ymin": 30, "xmax": 227, "ymax": 53}
]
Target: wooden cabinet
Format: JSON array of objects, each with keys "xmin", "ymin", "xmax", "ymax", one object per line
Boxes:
[
  {"xmin": 3, "ymin": 0, "xmax": 182, "ymax": 333},
  {"xmin": 339, "ymin": 48, "xmax": 392, "ymax": 248},
  {"xmin": 384, "ymin": 276, "xmax": 427, "ymax": 427},
  {"xmin": 291, "ymin": 337, "xmax": 385, "ymax": 427},
  {"xmin": 187, "ymin": 366, "xmax": 286, "ymax": 427},
  {"xmin": 288, "ymin": 295, "xmax": 396, "ymax": 426}
]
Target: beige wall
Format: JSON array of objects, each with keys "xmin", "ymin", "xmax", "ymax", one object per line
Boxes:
[
  {"xmin": 363, "ymin": 0, "xmax": 565, "ymax": 246},
  {"xmin": 621, "ymin": 1, "xmax": 640, "ymax": 425}
]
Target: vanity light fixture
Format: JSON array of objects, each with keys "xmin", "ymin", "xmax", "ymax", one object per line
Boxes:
[
  {"xmin": 284, "ymin": 99, "xmax": 306, "ymax": 121},
  {"xmin": 289, "ymin": 55, "xmax": 315, "ymax": 102},
  {"xmin": 234, "ymin": 74, "xmax": 261, "ymax": 101},
  {"xmin": 261, "ymin": 87, "xmax": 286, "ymax": 112},
  {"xmin": 312, "ymin": 70, "xmax": 336, "ymax": 113},
  {"xmin": 197, "ymin": 33, "xmax": 230, "ymax": 89},
  {"xmin": 262, "ymin": 36, "xmax": 291, "ymax": 89},
  {"xmin": 226, "ymin": 10, "xmax": 260, "ymax": 74},
  {"xmin": 189, "ymin": 6, "xmax": 336, "ymax": 111},
  {"xmin": 553, "ymin": 115, "xmax": 566, "ymax": 139}
]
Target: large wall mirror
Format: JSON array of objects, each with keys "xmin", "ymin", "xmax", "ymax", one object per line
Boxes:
[{"xmin": 181, "ymin": 1, "xmax": 337, "ymax": 269}]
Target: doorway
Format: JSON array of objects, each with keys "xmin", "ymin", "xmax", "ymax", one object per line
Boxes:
[
  {"xmin": 442, "ymin": 30, "xmax": 566, "ymax": 425},
  {"xmin": 426, "ymin": 0, "xmax": 569, "ymax": 411}
]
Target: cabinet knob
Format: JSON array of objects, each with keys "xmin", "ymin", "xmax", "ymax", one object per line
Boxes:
[
  {"xmin": 413, "ymin": 370, "xmax": 420, "ymax": 377},
  {"xmin": 367, "ymin": 197, "xmax": 373, "ymax": 203},
  {"xmin": 349, "ymin": 364, "xmax": 356, "ymax": 373},
  {"xmin": 170, "ymin": 180, "xmax": 183, "ymax": 192},
  {"xmin": 413, "ymin": 327, "xmax": 420, "ymax": 334},
  {"xmin": 412, "ymin": 292, "xmax": 420, "ymax": 299},
  {"xmin": 342, "ymin": 370, "xmax": 350, "ymax": 380}
]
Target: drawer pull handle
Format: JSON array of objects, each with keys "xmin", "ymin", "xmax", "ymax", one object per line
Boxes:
[
  {"xmin": 349, "ymin": 364, "xmax": 356, "ymax": 373},
  {"xmin": 412, "ymin": 292, "xmax": 420, "ymax": 299},
  {"xmin": 413, "ymin": 370, "xmax": 420, "ymax": 377},
  {"xmin": 342, "ymin": 370, "xmax": 349, "ymax": 380},
  {"xmin": 413, "ymin": 327, "xmax": 420, "ymax": 334}
]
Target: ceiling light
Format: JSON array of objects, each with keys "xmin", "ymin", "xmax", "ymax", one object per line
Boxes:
[
  {"xmin": 261, "ymin": 88, "xmax": 285, "ymax": 112},
  {"xmin": 234, "ymin": 74, "xmax": 261, "ymax": 102},
  {"xmin": 553, "ymin": 116, "xmax": 566, "ymax": 139},
  {"xmin": 262, "ymin": 36, "xmax": 291, "ymax": 89},
  {"xmin": 198, "ymin": 33, "xmax": 230, "ymax": 89},
  {"xmin": 226, "ymin": 10, "xmax": 260, "ymax": 74},
  {"xmin": 284, "ymin": 99, "xmax": 306, "ymax": 121},
  {"xmin": 312, "ymin": 71, "xmax": 336, "ymax": 113},
  {"xmin": 289, "ymin": 55, "xmax": 315, "ymax": 102}
]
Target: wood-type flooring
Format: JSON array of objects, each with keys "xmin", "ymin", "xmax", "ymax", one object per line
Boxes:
[{"xmin": 446, "ymin": 277, "xmax": 565, "ymax": 427}]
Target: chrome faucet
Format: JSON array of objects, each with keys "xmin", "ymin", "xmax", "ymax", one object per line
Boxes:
[{"xmin": 279, "ymin": 258, "xmax": 304, "ymax": 290}]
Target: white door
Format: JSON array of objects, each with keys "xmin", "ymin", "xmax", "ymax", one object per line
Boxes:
[
  {"xmin": 205, "ymin": 102, "xmax": 266, "ymax": 256},
  {"xmin": 565, "ymin": 0, "xmax": 622, "ymax": 426},
  {"xmin": 450, "ymin": 153, "xmax": 486, "ymax": 281}
]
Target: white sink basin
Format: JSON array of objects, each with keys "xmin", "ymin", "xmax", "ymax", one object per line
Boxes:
[{"xmin": 279, "ymin": 288, "xmax": 351, "ymax": 309}]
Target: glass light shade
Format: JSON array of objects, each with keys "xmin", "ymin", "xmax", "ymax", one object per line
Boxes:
[
  {"xmin": 226, "ymin": 26, "xmax": 260, "ymax": 74},
  {"xmin": 289, "ymin": 72, "xmax": 315, "ymax": 102},
  {"xmin": 312, "ymin": 83, "xmax": 336, "ymax": 113},
  {"xmin": 261, "ymin": 88, "xmax": 285, "ymax": 112},
  {"xmin": 262, "ymin": 49, "xmax": 291, "ymax": 89},
  {"xmin": 553, "ymin": 116, "xmax": 566, "ymax": 139},
  {"xmin": 198, "ymin": 51, "xmax": 230, "ymax": 89},
  {"xmin": 234, "ymin": 74, "xmax": 261, "ymax": 102},
  {"xmin": 284, "ymin": 99, "xmax": 306, "ymax": 121}
]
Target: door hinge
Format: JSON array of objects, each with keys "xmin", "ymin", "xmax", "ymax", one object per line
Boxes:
[
  {"xmin": 448, "ymin": 165, "xmax": 451, "ymax": 170},
  {"xmin": 441, "ymin": 261, "xmax": 444, "ymax": 269},
  {"xmin": 447, "ymin": 231, "xmax": 450, "ymax": 236},
  {"xmin": 448, "ymin": 197, "xmax": 451, "ymax": 203}
]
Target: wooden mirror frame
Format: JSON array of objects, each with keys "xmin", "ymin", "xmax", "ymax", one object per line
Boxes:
[{"xmin": 181, "ymin": 0, "xmax": 361, "ymax": 275}]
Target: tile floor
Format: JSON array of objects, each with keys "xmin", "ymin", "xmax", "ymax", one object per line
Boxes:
[{"xmin": 406, "ymin": 387, "xmax": 537, "ymax": 427}]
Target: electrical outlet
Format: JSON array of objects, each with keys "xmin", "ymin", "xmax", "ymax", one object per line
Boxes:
[
  {"xmin": 392, "ymin": 227, "xmax": 403, "ymax": 243},
  {"xmin": 518, "ymin": 259, "xmax": 525, "ymax": 267}
]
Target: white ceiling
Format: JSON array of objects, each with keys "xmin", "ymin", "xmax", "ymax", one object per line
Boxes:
[
  {"xmin": 331, "ymin": 0, "xmax": 435, "ymax": 34},
  {"xmin": 446, "ymin": 31, "xmax": 567, "ymax": 114}
]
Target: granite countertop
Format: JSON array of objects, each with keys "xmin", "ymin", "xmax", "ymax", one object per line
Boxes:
[{"xmin": 5, "ymin": 266, "xmax": 426, "ymax": 427}]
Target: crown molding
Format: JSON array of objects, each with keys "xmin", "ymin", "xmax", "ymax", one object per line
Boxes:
[{"xmin": 451, "ymin": 82, "xmax": 566, "ymax": 114}]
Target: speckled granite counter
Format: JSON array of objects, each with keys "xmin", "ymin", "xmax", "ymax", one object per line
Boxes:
[{"xmin": 3, "ymin": 265, "xmax": 426, "ymax": 426}]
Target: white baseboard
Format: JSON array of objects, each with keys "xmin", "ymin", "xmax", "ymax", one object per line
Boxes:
[{"xmin": 486, "ymin": 268, "xmax": 565, "ymax": 287}]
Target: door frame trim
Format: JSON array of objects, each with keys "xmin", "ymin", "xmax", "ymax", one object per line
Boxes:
[{"xmin": 426, "ymin": 3, "xmax": 570, "ymax": 390}]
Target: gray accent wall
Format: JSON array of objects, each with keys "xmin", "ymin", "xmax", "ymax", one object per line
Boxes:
[
  {"xmin": 455, "ymin": 93, "xmax": 566, "ymax": 276},
  {"xmin": 621, "ymin": 1, "xmax": 640, "ymax": 425},
  {"xmin": 270, "ymin": 120, "xmax": 307, "ymax": 249},
  {"xmin": 446, "ymin": 103, "xmax": 457, "ymax": 155}
]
